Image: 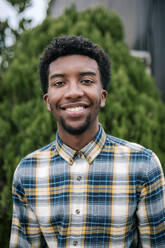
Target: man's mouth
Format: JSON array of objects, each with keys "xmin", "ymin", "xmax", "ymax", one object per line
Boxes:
[
  {"xmin": 59, "ymin": 103, "xmax": 90, "ymax": 117},
  {"xmin": 59, "ymin": 103, "xmax": 89, "ymax": 111},
  {"xmin": 65, "ymin": 106, "xmax": 85, "ymax": 112}
]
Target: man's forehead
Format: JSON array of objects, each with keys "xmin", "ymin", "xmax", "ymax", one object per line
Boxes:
[{"xmin": 49, "ymin": 54, "xmax": 99, "ymax": 73}]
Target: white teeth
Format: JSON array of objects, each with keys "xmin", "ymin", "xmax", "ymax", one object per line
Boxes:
[{"xmin": 66, "ymin": 106, "xmax": 84, "ymax": 112}]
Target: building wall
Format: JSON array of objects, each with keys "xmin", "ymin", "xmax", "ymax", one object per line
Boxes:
[
  {"xmin": 151, "ymin": 1, "xmax": 165, "ymax": 99},
  {"xmin": 50, "ymin": 0, "xmax": 165, "ymax": 100}
]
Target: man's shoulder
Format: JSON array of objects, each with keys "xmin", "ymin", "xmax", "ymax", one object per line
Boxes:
[
  {"xmin": 105, "ymin": 133, "xmax": 152, "ymax": 158},
  {"xmin": 15, "ymin": 140, "xmax": 57, "ymax": 172},
  {"xmin": 25, "ymin": 140, "xmax": 57, "ymax": 159}
]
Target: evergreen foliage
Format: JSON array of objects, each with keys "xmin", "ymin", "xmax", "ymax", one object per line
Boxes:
[
  {"xmin": 0, "ymin": 0, "xmax": 32, "ymax": 74},
  {"xmin": 0, "ymin": 5, "xmax": 165, "ymax": 246}
]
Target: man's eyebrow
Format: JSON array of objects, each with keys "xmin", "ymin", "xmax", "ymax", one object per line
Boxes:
[
  {"xmin": 49, "ymin": 73, "xmax": 65, "ymax": 80},
  {"xmin": 79, "ymin": 71, "xmax": 96, "ymax": 76},
  {"xmin": 49, "ymin": 71, "xmax": 96, "ymax": 80}
]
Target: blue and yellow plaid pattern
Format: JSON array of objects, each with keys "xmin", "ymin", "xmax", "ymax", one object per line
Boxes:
[{"xmin": 10, "ymin": 125, "xmax": 165, "ymax": 247}]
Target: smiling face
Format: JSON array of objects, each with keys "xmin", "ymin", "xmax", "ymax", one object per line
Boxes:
[{"xmin": 44, "ymin": 55, "xmax": 107, "ymax": 140}]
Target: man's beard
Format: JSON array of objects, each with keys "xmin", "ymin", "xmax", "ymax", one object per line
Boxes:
[
  {"xmin": 59, "ymin": 115, "xmax": 91, "ymax": 135},
  {"xmin": 50, "ymin": 100, "xmax": 101, "ymax": 136}
]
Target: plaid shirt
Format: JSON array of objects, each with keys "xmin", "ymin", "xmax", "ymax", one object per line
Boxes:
[{"xmin": 10, "ymin": 125, "xmax": 165, "ymax": 247}]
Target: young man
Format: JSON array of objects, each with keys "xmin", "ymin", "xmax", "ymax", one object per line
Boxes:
[{"xmin": 10, "ymin": 36, "xmax": 165, "ymax": 247}]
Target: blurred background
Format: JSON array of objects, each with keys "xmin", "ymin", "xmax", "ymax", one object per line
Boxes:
[{"xmin": 0, "ymin": 0, "xmax": 165, "ymax": 246}]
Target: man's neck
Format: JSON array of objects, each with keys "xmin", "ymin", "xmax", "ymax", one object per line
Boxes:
[{"xmin": 58, "ymin": 124, "xmax": 99, "ymax": 151}]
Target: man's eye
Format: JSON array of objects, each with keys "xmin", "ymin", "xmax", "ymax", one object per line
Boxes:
[
  {"xmin": 81, "ymin": 79, "xmax": 95, "ymax": 85},
  {"xmin": 52, "ymin": 81, "xmax": 65, "ymax": 87}
]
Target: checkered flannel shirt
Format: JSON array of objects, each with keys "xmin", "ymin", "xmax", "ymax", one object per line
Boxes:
[{"xmin": 10, "ymin": 125, "xmax": 165, "ymax": 247}]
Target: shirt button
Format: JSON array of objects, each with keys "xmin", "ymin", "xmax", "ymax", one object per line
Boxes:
[
  {"xmin": 77, "ymin": 152, "xmax": 82, "ymax": 158},
  {"xmin": 73, "ymin": 240, "xmax": 78, "ymax": 246},
  {"xmin": 77, "ymin": 175, "xmax": 82, "ymax": 181},
  {"xmin": 75, "ymin": 209, "xmax": 80, "ymax": 215},
  {"xmin": 69, "ymin": 158, "xmax": 73, "ymax": 164}
]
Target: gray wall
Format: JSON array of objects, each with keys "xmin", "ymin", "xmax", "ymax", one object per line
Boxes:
[{"xmin": 51, "ymin": 0, "xmax": 165, "ymax": 101}]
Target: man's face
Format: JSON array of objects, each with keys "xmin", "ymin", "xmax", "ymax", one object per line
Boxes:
[{"xmin": 44, "ymin": 55, "xmax": 107, "ymax": 136}]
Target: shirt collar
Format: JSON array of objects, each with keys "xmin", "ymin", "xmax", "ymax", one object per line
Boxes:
[{"xmin": 55, "ymin": 125, "xmax": 106, "ymax": 165}]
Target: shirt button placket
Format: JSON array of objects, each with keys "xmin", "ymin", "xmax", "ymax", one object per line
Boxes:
[{"xmin": 70, "ymin": 155, "xmax": 88, "ymax": 248}]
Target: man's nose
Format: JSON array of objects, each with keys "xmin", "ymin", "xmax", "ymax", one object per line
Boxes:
[{"xmin": 65, "ymin": 81, "xmax": 84, "ymax": 99}]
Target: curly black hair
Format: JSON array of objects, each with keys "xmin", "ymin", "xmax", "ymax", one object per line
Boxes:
[{"xmin": 39, "ymin": 36, "xmax": 111, "ymax": 94}]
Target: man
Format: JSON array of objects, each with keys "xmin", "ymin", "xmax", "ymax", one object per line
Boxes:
[{"xmin": 10, "ymin": 36, "xmax": 165, "ymax": 247}]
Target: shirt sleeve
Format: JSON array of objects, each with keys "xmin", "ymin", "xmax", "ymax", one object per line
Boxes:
[
  {"xmin": 137, "ymin": 152, "xmax": 165, "ymax": 247},
  {"xmin": 9, "ymin": 168, "xmax": 46, "ymax": 248}
]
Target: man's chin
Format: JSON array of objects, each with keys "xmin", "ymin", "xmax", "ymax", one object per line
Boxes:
[{"xmin": 60, "ymin": 117, "xmax": 90, "ymax": 136}]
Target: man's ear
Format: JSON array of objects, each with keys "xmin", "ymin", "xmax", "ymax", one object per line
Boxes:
[
  {"xmin": 100, "ymin": 89, "xmax": 108, "ymax": 108},
  {"xmin": 43, "ymin": 93, "xmax": 51, "ymax": 111}
]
